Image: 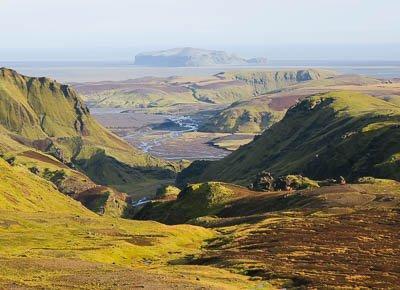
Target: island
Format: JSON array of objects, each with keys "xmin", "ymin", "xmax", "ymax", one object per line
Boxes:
[{"xmin": 134, "ymin": 47, "xmax": 267, "ymax": 67}]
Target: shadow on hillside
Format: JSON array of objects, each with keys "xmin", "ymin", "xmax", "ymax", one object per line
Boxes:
[{"xmin": 74, "ymin": 150, "xmax": 177, "ymax": 196}]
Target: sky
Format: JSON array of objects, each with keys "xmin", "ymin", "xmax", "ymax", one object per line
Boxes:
[{"xmin": 1, "ymin": 0, "xmax": 400, "ymax": 60}]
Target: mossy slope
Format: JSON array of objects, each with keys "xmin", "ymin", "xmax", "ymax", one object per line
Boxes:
[
  {"xmin": 0, "ymin": 68, "xmax": 177, "ymax": 196},
  {"xmin": 0, "ymin": 158, "xmax": 264, "ymax": 289},
  {"xmin": 136, "ymin": 182, "xmax": 237, "ymax": 224},
  {"xmin": 200, "ymin": 98, "xmax": 285, "ymax": 133},
  {"xmin": 178, "ymin": 91, "xmax": 400, "ymax": 185}
]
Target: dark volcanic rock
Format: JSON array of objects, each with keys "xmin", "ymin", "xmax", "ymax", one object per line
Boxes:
[{"xmin": 248, "ymin": 171, "xmax": 275, "ymax": 191}]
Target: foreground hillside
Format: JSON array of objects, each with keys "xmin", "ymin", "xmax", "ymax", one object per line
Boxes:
[
  {"xmin": 178, "ymin": 91, "xmax": 400, "ymax": 186},
  {"xmin": 0, "ymin": 158, "xmax": 263, "ymax": 289},
  {"xmin": 136, "ymin": 180, "xmax": 400, "ymax": 288},
  {"xmin": 0, "ymin": 68, "xmax": 177, "ymax": 196}
]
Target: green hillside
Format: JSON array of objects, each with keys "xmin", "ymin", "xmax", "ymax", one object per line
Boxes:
[
  {"xmin": 0, "ymin": 158, "xmax": 90, "ymax": 214},
  {"xmin": 200, "ymin": 74, "xmax": 385, "ymax": 133},
  {"xmin": 178, "ymin": 91, "xmax": 400, "ymax": 185},
  {"xmin": 0, "ymin": 68, "xmax": 177, "ymax": 196},
  {"xmin": 79, "ymin": 69, "xmax": 335, "ymax": 110},
  {"xmin": 200, "ymin": 98, "xmax": 285, "ymax": 133},
  {"xmin": 0, "ymin": 157, "xmax": 263, "ymax": 289},
  {"xmin": 220, "ymin": 69, "xmax": 336, "ymax": 95},
  {"xmin": 188, "ymin": 69, "xmax": 335, "ymax": 105},
  {"xmin": 136, "ymin": 179, "xmax": 400, "ymax": 288}
]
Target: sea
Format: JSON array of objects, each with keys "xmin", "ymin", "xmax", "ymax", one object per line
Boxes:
[{"xmin": 1, "ymin": 60, "xmax": 400, "ymax": 83}]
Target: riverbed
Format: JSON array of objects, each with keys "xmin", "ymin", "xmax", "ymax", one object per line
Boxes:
[{"xmin": 91, "ymin": 108, "xmax": 233, "ymax": 161}]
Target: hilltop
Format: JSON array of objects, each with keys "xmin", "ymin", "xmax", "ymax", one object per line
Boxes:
[
  {"xmin": 134, "ymin": 47, "xmax": 267, "ymax": 67},
  {"xmin": 177, "ymin": 91, "xmax": 400, "ymax": 186}
]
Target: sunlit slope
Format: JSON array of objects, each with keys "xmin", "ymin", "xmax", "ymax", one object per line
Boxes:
[
  {"xmin": 0, "ymin": 158, "xmax": 89, "ymax": 214},
  {"xmin": 0, "ymin": 68, "xmax": 177, "ymax": 195},
  {"xmin": 200, "ymin": 98, "xmax": 285, "ymax": 133},
  {"xmin": 136, "ymin": 178, "xmax": 400, "ymax": 288},
  {"xmin": 200, "ymin": 74, "xmax": 384, "ymax": 133},
  {"xmin": 220, "ymin": 69, "xmax": 336, "ymax": 95},
  {"xmin": 191, "ymin": 69, "xmax": 336, "ymax": 105},
  {"xmin": 178, "ymin": 91, "xmax": 400, "ymax": 185},
  {"xmin": 0, "ymin": 158, "xmax": 263, "ymax": 289},
  {"xmin": 79, "ymin": 69, "xmax": 335, "ymax": 110}
]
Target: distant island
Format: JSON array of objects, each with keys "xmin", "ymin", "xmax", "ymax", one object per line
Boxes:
[{"xmin": 134, "ymin": 47, "xmax": 267, "ymax": 67}]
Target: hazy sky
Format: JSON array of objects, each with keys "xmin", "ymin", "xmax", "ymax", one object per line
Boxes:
[{"xmin": 1, "ymin": 0, "xmax": 400, "ymax": 60}]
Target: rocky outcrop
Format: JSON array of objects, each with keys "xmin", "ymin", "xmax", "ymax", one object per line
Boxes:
[{"xmin": 248, "ymin": 171, "xmax": 319, "ymax": 191}]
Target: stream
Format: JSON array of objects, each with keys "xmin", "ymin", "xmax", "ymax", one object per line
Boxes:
[{"xmin": 91, "ymin": 108, "xmax": 231, "ymax": 161}]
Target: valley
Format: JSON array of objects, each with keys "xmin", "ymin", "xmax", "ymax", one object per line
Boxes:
[
  {"xmin": 3, "ymin": 1, "xmax": 400, "ymax": 289},
  {"xmin": 76, "ymin": 69, "xmax": 400, "ymax": 169},
  {"xmin": 90, "ymin": 107, "xmax": 235, "ymax": 161},
  {"xmin": 1, "ymin": 66, "xmax": 400, "ymax": 289}
]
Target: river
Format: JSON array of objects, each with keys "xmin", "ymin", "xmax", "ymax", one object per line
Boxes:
[{"xmin": 91, "ymin": 108, "xmax": 231, "ymax": 161}]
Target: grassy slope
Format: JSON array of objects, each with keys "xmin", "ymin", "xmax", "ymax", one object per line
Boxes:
[
  {"xmin": 0, "ymin": 124, "xmax": 129, "ymax": 216},
  {"xmin": 200, "ymin": 99, "xmax": 285, "ymax": 133},
  {"xmin": 200, "ymin": 74, "xmax": 383, "ymax": 133},
  {"xmin": 0, "ymin": 158, "xmax": 264, "ymax": 289},
  {"xmin": 80, "ymin": 69, "xmax": 335, "ymax": 110},
  {"xmin": 189, "ymin": 69, "xmax": 335, "ymax": 106},
  {"xmin": 0, "ymin": 68, "xmax": 177, "ymax": 196},
  {"xmin": 221, "ymin": 69, "xmax": 336, "ymax": 95},
  {"xmin": 135, "ymin": 182, "xmax": 237, "ymax": 224},
  {"xmin": 85, "ymin": 89, "xmax": 197, "ymax": 108},
  {"xmin": 178, "ymin": 91, "xmax": 400, "ymax": 185},
  {"xmin": 136, "ymin": 180, "xmax": 400, "ymax": 288}
]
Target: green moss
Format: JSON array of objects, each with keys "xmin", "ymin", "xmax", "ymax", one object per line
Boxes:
[
  {"xmin": 179, "ymin": 91, "xmax": 400, "ymax": 185},
  {"xmin": 156, "ymin": 184, "xmax": 181, "ymax": 198},
  {"xmin": 357, "ymin": 176, "xmax": 398, "ymax": 185},
  {"xmin": 136, "ymin": 182, "xmax": 236, "ymax": 224},
  {"xmin": 279, "ymin": 175, "xmax": 320, "ymax": 190},
  {"xmin": 0, "ymin": 159, "xmax": 263, "ymax": 288},
  {"xmin": 200, "ymin": 100, "xmax": 285, "ymax": 133},
  {"xmin": 0, "ymin": 68, "xmax": 178, "ymax": 197}
]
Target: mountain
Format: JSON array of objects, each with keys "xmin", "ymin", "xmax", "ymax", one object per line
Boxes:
[
  {"xmin": 78, "ymin": 69, "xmax": 335, "ymax": 111},
  {"xmin": 0, "ymin": 68, "xmax": 177, "ymax": 197},
  {"xmin": 219, "ymin": 69, "xmax": 336, "ymax": 94},
  {"xmin": 199, "ymin": 73, "xmax": 382, "ymax": 133},
  {"xmin": 198, "ymin": 69, "xmax": 336, "ymax": 132},
  {"xmin": 134, "ymin": 47, "xmax": 267, "ymax": 67},
  {"xmin": 177, "ymin": 91, "xmax": 400, "ymax": 186}
]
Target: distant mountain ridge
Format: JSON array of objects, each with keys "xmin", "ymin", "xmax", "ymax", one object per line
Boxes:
[{"xmin": 134, "ymin": 47, "xmax": 267, "ymax": 67}]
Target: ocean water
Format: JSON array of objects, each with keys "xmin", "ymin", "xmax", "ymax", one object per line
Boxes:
[{"xmin": 1, "ymin": 60, "xmax": 400, "ymax": 83}]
